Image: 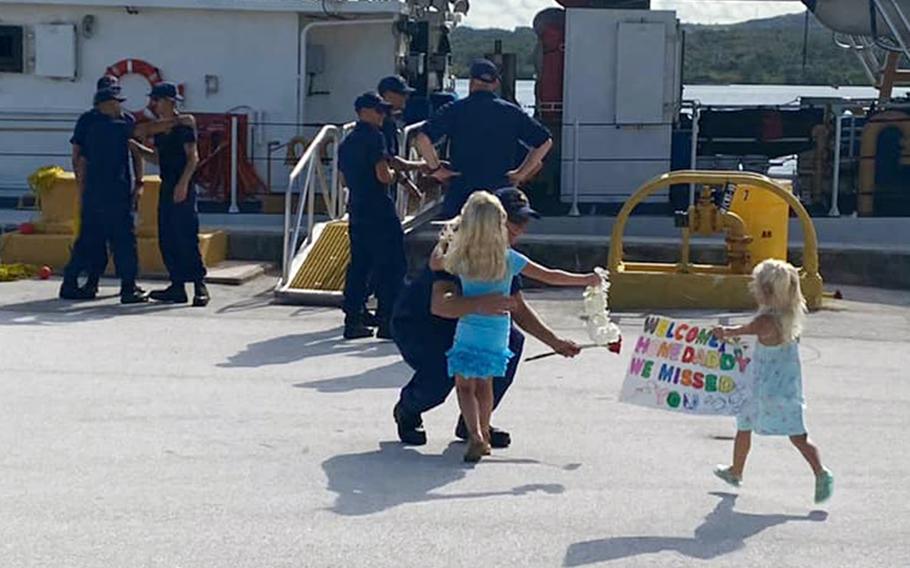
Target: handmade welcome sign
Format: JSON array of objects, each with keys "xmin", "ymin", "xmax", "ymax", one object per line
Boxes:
[{"xmin": 619, "ymin": 316, "xmax": 754, "ymax": 416}]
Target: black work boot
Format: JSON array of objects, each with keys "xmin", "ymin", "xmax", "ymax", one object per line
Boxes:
[
  {"xmin": 83, "ymin": 275, "xmax": 100, "ymax": 297},
  {"xmin": 394, "ymin": 402, "xmax": 427, "ymax": 446},
  {"xmin": 362, "ymin": 308, "xmax": 380, "ymax": 328},
  {"xmin": 376, "ymin": 317, "xmax": 394, "ymax": 340},
  {"xmin": 192, "ymin": 281, "xmax": 210, "ymax": 307},
  {"xmin": 455, "ymin": 416, "xmax": 511, "ymax": 449},
  {"xmin": 150, "ymin": 283, "xmax": 188, "ymax": 304},
  {"xmin": 343, "ymin": 315, "xmax": 373, "ymax": 340},
  {"xmin": 59, "ymin": 281, "xmax": 96, "ymax": 300},
  {"xmin": 120, "ymin": 284, "xmax": 150, "ymax": 304}
]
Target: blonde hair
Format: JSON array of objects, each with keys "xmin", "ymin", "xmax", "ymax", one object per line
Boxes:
[
  {"xmin": 749, "ymin": 259, "xmax": 807, "ymax": 342},
  {"xmin": 442, "ymin": 191, "xmax": 509, "ymax": 281}
]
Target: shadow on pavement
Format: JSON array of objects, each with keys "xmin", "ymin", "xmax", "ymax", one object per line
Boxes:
[
  {"xmin": 293, "ymin": 360, "xmax": 410, "ymax": 393},
  {"xmin": 322, "ymin": 441, "xmax": 564, "ymax": 516},
  {"xmin": 219, "ymin": 327, "xmax": 400, "ymax": 368},
  {"xmin": 0, "ymin": 294, "xmax": 184, "ymax": 326},
  {"xmin": 563, "ymin": 492, "xmax": 828, "ymax": 566}
]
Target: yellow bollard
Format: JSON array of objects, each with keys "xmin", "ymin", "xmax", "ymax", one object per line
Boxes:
[{"xmin": 608, "ymin": 171, "xmax": 824, "ymax": 310}]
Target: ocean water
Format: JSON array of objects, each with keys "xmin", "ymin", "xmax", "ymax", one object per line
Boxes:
[{"xmin": 455, "ymin": 79, "xmax": 910, "ymax": 111}]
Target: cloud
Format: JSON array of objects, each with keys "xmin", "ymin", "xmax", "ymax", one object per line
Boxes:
[{"xmin": 462, "ymin": 0, "xmax": 806, "ymax": 29}]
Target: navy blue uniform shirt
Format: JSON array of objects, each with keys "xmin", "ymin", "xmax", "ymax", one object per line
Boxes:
[
  {"xmin": 70, "ymin": 109, "xmax": 103, "ymax": 148},
  {"xmin": 392, "ymin": 265, "xmax": 522, "ymax": 337},
  {"xmin": 421, "ymin": 91, "xmax": 550, "ymax": 193},
  {"xmin": 72, "ymin": 111, "xmax": 136, "ymax": 209},
  {"xmin": 154, "ymin": 124, "xmax": 197, "ymax": 188},
  {"xmin": 338, "ymin": 121, "xmax": 397, "ymax": 226},
  {"xmin": 382, "ymin": 115, "xmax": 400, "ymax": 158}
]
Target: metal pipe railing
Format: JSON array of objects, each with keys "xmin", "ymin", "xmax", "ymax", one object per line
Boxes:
[
  {"xmin": 397, "ymin": 120, "xmax": 427, "ymax": 220},
  {"xmin": 280, "ymin": 123, "xmax": 342, "ymax": 285}
]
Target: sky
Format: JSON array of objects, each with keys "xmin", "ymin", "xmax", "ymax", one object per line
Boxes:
[{"xmin": 462, "ymin": 0, "xmax": 807, "ymax": 29}]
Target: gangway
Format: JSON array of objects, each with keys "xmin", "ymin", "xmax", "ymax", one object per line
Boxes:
[{"xmin": 274, "ymin": 121, "xmax": 442, "ymax": 305}]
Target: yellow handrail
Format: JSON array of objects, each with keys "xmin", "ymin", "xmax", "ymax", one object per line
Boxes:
[{"xmin": 607, "ymin": 170, "xmax": 820, "ymax": 277}]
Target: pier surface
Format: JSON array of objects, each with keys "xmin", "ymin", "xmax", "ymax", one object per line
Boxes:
[{"xmin": 1, "ymin": 278, "xmax": 907, "ymax": 567}]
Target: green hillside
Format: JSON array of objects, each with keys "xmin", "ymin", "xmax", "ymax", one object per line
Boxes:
[{"xmin": 450, "ymin": 12, "xmax": 874, "ymax": 85}]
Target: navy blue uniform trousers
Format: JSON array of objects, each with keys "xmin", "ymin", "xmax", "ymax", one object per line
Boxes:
[
  {"xmin": 64, "ymin": 205, "xmax": 138, "ymax": 286},
  {"xmin": 394, "ymin": 320, "xmax": 525, "ymax": 415},
  {"xmin": 158, "ymin": 185, "xmax": 206, "ymax": 284},
  {"xmin": 343, "ymin": 220, "xmax": 406, "ymax": 321}
]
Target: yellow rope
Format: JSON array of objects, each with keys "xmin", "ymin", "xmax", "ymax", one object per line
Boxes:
[{"xmin": 0, "ymin": 263, "xmax": 39, "ymax": 282}]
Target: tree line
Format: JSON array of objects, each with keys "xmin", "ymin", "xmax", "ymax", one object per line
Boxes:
[{"xmin": 450, "ymin": 13, "xmax": 875, "ymax": 85}]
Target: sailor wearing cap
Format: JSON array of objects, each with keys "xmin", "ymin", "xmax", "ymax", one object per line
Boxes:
[
  {"xmin": 60, "ymin": 76, "xmax": 126, "ymax": 299},
  {"xmin": 376, "ymin": 75, "xmax": 415, "ymax": 158},
  {"xmin": 337, "ymin": 92, "xmax": 407, "ymax": 339},
  {"xmin": 129, "ymin": 82, "xmax": 208, "ymax": 307},
  {"xmin": 415, "ymin": 58, "xmax": 553, "ymax": 219},
  {"xmin": 377, "ymin": 75, "xmax": 433, "ymax": 183},
  {"xmin": 391, "ymin": 187, "xmax": 581, "ymax": 446},
  {"xmin": 60, "ymin": 80, "xmax": 198, "ymax": 303},
  {"xmin": 60, "ymin": 85, "xmax": 149, "ymax": 303}
]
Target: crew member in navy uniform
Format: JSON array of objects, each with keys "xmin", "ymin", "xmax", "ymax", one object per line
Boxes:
[
  {"xmin": 415, "ymin": 58, "xmax": 554, "ymax": 219},
  {"xmin": 391, "ymin": 188, "xmax": 581, "ymax": 446},
  {"xmin": 351, "ymin": 75, "xmax": 429, "ymax": 328},
  {"xmin": 130, "ymin": 82, "xmax": 209, "ymax": 307},
  {"xmin": 60, "ymin": 84, "xmax": 194, "ymax": 303},
  {"xmin": 62, "ymin": 75, "xmax": 127, "ymax": 299},
  {"xmin": 376, "ymin": 75, "xmax": 415, "ymax": 159},
  {"xmin": 337, "ymin": 92, "xmax": 407, "ymax": 340},
  {"xmin": 59, "ymin": 87, "xmax": 151, "ymax": 303}
]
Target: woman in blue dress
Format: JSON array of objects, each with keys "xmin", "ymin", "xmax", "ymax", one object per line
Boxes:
[
  {"xmin": 434, "ymin": 191, "xmax": 601, "ymax": 462},
  {"xmin": 713, "ymin": 259, "xmax": 834, "ymax": 504}
]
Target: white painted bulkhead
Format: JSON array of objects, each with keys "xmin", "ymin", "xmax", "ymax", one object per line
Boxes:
[
  {"xmin": 0, "ymin": 1, "xmax": 402, "ymax": 193},
  {"xmin": 560, "ymin": 9, "xmax": 681, "ymax": 205}
]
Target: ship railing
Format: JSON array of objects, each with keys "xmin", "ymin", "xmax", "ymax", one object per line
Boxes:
[
  {"xmin": 397, "ymin": 120, "xmax": 445, "ymax": 233},
  {"xmin": 278, "ymin": 122, "xmax": 352, "ymax": 287},
  {"xmin": 278, "ymin": 118, "xmax": 440, "ymax": 288}
]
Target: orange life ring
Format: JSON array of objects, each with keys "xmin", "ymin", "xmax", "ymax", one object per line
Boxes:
[{"xmin": 104, "ymin": 58, "xmax": 167, "ymax": 121}]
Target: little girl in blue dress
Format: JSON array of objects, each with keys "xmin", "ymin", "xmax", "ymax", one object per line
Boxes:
[
  {"xmin": 436, "ymin": 191, "xmax": 600, "ymax": 462},
  {"xmin": 713, "ymin": 259, "xmax": 834, "ymax": 503}
]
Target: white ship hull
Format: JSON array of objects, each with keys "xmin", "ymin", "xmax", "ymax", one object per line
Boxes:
[{"xmin": 0, "ymin": 1, "xmax": 407, "ymax": 193}]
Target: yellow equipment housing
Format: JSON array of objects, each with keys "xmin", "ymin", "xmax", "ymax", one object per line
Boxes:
[
  {"xmin": 0, "ymin": 168, "xmax": 227, "ymax": 275},
  {"xmin": 608, "ymin": 170, "xmax": 824, "ymax": 310}
]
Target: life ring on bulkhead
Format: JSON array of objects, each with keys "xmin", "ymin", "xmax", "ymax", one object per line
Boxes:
[{"xmin": 104, "ymin": 58, "xmax": 179, "ymax": 121}]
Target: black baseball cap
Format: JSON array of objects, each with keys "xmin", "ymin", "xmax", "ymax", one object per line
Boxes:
[
  {"xmin": 377, "ymin": 75, "xmax": 415, "ymax": 96},
  {"xmin": 94, "ymin": 87, "xmax": 126, "ymax": 105},
  {"xmin": 149, "ymin": 82, "xmax": 184, "ymax": 101},
  {"xmin": 470, "ymin": 58, "xmax": 501, "ymax": 84},
  {"xmin": 495, "ymin": 187, "xmax": 540, "ymax": 223},
  {"xmin": 96, "ymin": 75, "xmax": 120, "ymax": 91},
  {"xmin": 354, "ymin": 91, "xmax": 393, "ymax": 113}
]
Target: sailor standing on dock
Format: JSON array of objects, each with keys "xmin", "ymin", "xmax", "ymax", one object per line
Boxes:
[
  {"xmin": 415, "ymin": 58, "xmax": 553, "ymax": 219},
  {"xmin": 353, "ymin": 76, "xmax": 429, "ymax": 329},
  {"xmin": 377, "ymin": 75, "xmax": 413, "ymax": 160},
  {"xmin": 61, "ymin": 75, "xmax": 125, "ymax": 299},
  {"xmin": 130, "ymin": 82, "xmax": 209, "ymax": 307},
  {"xmin": 60, "ymin": 86, "xmax": 148, "ymax": 303},
  {"xmin": 338, "ymin": 92, "xmax": 407, "ymax": 340},
  {"xmin": 60, "ymin": 82, "xmax": 198, "ymax": 303}
]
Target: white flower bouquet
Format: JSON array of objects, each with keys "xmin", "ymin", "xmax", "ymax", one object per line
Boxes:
[
  {"xmin": 525, "ymin": 267, "xmax": 622, "ymax": 361},
  {"xmin": 583, "ymin": 267, "xmax": 622, "ymax": 350}
]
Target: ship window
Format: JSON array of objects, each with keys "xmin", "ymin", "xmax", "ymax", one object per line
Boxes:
[{"xmin": 0, "ymin": 26, "xmax": 25, "ymax": 73}]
